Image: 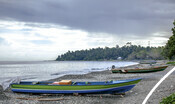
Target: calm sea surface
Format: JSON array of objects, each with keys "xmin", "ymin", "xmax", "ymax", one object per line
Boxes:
[{"xmin": 0, "ymin": 61, "xmax": 138, "ymax": 83}]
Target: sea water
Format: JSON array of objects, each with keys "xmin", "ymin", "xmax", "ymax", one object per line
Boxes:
[{"xmin": 0, "ymin": 61, "xmax": 138, "ymax": 83}]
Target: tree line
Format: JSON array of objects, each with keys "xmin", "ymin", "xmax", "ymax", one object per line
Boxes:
[
  {"xmin": 56, "ymin": 45, "xmax": 165, "ymax": 61},
  {"xmin": 56, "ymin": 20, "xmax": 175, "ymax": 61},
  {"xmin": 162, "ymin": 20, "xmax": 175, "ymax": 60}
]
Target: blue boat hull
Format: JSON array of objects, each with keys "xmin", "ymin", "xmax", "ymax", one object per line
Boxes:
[{"xmin": 11, "ymin": 84, "xmax": 135, "ymax": 94}]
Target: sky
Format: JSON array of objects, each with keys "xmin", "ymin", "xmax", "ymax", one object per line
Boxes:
[{"xmin": 0, "ymin": 0, "xmax": 175, "ymax": 61}]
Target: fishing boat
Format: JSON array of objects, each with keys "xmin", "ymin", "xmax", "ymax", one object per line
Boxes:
[
  {"xmin": 112, "ymin": 65, "xmax": 168, "ymax": 73},
  {"xmin": 139, "ymin": 60, "xmax": 157, "ymax": 64},
  {"xmin": 10, "ymin": 78, "xmax": 141, "ymax": 94}
]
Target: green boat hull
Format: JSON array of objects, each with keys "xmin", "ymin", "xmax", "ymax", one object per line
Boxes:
[
  {"xmin": 11, "ymin": 78, "xmax": 142, "ymax": 94},
  {"xmin": 112, "ymin": 66, "xmax": 168, "ymax": 73}
]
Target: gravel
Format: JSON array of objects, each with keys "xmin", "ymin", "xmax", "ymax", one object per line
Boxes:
[{"xmin": 0, "ymin": 63, "xmax": 174, "ymax": 104}]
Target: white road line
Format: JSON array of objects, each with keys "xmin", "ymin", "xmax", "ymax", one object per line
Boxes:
[{"xmin": 142, "ymin": 66, "xmax": 175, "ymax": 104}]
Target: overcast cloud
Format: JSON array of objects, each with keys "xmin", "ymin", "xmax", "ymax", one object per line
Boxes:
[
  {"xmin": 0, "ymin": 0, "xmax": 175, "ymax": 35},
  {"xmin": 0, "ymin": 0, "xmax": 174, "ymax": 60}
]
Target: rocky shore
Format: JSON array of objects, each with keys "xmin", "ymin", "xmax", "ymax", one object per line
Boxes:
[{"xmin": 0, "ymin": 63, "xmax": 174, "ymax": 104}]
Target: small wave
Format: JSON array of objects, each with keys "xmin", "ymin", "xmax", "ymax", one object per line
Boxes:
[
  {"xmin": 91, "ymin": 68, "xmax": 103, "ymax": 70},
  {"xmin": 51, "ymin": 73, "xmax": 61, "ymax": 76},
  {"xmin": 51, "ymin": 70, "xmax": 91, "ymax": 76}
]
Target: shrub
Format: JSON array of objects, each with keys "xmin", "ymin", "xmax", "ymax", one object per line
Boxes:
[{"xmin": 160, "ymin": 93, "xmax": 175, "ymax": 104}]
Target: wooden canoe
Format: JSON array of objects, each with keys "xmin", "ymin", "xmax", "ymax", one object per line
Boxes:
[
  {"xmin": 139, "ymin": 60, "xmax": 157, "ymax": 64},
  {"xmin": 10, "ymin": 78, "xmax": 141, "ymax": 94},
  {"xmin": 112, "ymin": 65, "xmax": 168, "ymax": 73}
]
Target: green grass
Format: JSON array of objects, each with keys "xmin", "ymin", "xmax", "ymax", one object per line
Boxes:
[
  {"xmin": 166, "ymin": 61, "xmax": 175, "ymax": 65},
  {"xmin": 160, "ymin": 93, "xmax": 175, "ymax": 104}
]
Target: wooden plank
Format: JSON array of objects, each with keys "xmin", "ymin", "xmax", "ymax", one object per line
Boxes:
[{"xmin": 16, "ymin": 97, "xmax": 67, "ymax": 101}]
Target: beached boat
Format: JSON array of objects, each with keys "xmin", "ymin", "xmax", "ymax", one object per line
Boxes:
[
  {"xmin": 112, "ymin": 65, "xmax": 168, "ymax": 73},
  {"xmin": 139, "ymin": 60, "xmax": 157, "ymax": 64},
  {"xmin": 10, "ymin": 78, "xmax": 141, "ymax": 94}
]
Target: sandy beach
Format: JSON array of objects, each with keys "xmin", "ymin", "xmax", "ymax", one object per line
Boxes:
[{"xmin": 0, "ymin": 63, "xmax": 174, "ymax": 104}]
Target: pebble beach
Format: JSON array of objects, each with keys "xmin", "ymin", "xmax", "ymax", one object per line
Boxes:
[{"xmin": 0, "ymin": 62, "xmax": 175, "ymax": 104}]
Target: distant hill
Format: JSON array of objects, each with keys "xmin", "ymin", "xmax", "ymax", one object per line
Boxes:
[{"xmin": 56, "ymin": 45, "xmax": 165, "ymax": 61}]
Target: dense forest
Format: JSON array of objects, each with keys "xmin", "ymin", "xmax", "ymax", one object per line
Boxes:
[
  {"xmin": 56, "ymin": 20, "xmax": 175, "ymax": 61},
  {"xmin": 56, "ymin": 45, "xmax": 165, "ymax": 61},
  {"xmin": 162, "ymin": 20, "xmax": 175, "ymax": 60}
]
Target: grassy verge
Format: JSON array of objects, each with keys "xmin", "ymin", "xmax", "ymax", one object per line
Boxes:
[{"xmin": 160, "ymin": 93, "xmax": 175, "ymax": 104}]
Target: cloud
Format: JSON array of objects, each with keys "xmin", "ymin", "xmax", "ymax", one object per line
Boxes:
[
  {"xmin": 0, "ymin": 21, "xmax": 116, "ymax": 60},
  {"xmin": 0, "ymin": 36, "xmax": 11, "ymax": 46},
  {"xmin": 0, "ymin": 0, "xmax": 174, "ymax": 37},
  {"xmin": 0, "ymin": 37, "xmax": 5, "ymax": 43},
  {"xmin": 31, "ymin": 40, "xmax": 53, "ymax": 45},
  {"xmin": 0, "ymin": 0, "xmax": 174, "ymax": 61},
  {"xmin": 0, "ymin": 20, "xmax": 170, "ymax": 61}
]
